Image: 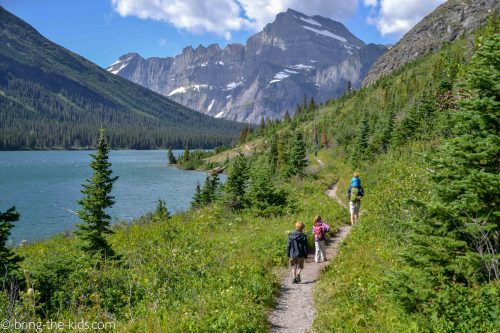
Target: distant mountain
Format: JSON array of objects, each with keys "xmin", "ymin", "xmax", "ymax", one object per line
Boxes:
[
  {"xmin": 363, "ymin": 0, "xmax": 500, "ymax": 86},
  {"xmin": 0, "ymin": 7, "xmax": 245, "ymax": 150},
  {"xmin": 107, "ymin": 9, "xmax": 387, "ymax": 123}
]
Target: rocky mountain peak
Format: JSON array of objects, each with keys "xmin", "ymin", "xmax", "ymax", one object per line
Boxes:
[{"xmin": 106, "ymin": 9, "xmax": 387, "ymax": 123}]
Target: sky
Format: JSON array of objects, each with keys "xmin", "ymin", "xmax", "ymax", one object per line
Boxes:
[{"xmin": 0, "ymin": 0, "xmax": 446, "ymax": 68}]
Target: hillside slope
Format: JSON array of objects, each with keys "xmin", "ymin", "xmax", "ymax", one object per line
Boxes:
[
  {"xmin": 0, "ymin": 7, "xmax": 245, "ymax": 149},
  {"xmin": 363, "ymin": 0, "xmax": 499, "ymax": 86}
]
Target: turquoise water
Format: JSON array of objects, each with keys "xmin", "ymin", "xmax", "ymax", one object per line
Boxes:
[{"xmin": 0, "ymin": 150, "xmax": 213, "ymax": 244}]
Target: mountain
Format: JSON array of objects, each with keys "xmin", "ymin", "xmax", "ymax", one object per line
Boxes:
[
  {"xmin": 107, "ymin": 9, "xmax": 387, "ymax": 123},
  {"xmin": 363, "ymin": 0, "xmax": 500, "ymax": 86},
  {"xmin": 0, "ymin": 7, "xmax": 245, "ymax": 150}
]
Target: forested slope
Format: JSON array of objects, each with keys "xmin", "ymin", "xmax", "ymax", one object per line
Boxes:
[{"xmin": 0, "ymin": 7, "xmax": 245, "ymax": 149}]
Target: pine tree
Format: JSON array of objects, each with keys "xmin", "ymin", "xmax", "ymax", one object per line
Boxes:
[
  {"xmin": 246, "ymin": 157, "xmax": 287, "ymax": 215},
  {"xmin": 259, "ymin": 117, "xmax": 266, "ymax": 133},
  {"xmin": 404, "ymin": 31, "xmax": 500, "ymax": 285},
  {"xmin": 155, "ymin": 199, "xmax": 170, "ymax": 221},
  {"xmin": 200, "ymin": 172, "xmax": 221, "ymax": 205},
  {"xmin": 353, "ymin": 112, "xmax": 370, "ymax": 161},
  {"xmin": 191, "ymin": 182, "xmax": 203, "ymax": 209},
  {"xmin": 284, "ymin": 110, "xmax": 291, "ymax": 123},
  {"xmin": 0, "ymin": 206, "xmax": 23, "ymax": 287},
  {"xmin": 277, "ymin": 131, "xmax": 291, "ymax": 176},
  {"xmin": 223, "ymin": 154, "xmax": 249, "ymax": 210},
  {"xmin": 288, "ymin": 132, "xmax": 307, "ymax": 176},
  {"xmin": 380, "ymin": 109, "xmax": 395, "ymax": 152},
  {"xmin": 76, "ymin": 128, "xmax": 118, "ymax": 259},
  {"xmin": 269, "ymin": 134, "xmax": 278, "ymax": 175},
  {"xmin": 168, "ymin": 146, "xmax": 177, "ymax": 165},
  {"xmin": 308, "ymin": 97, "xmax": 317, "ymax": 113},
  {"xmin": 183, "ymin": 144, "xmax": 190, "ymax": 162}
]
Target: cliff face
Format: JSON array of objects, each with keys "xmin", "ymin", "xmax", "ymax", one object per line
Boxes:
[
  {"xmin": 362, "ymin": 0, "xmax": 499, "ymax": 86},
  {"xmin": 107, "ymin": 9, "xmax": 386, "ymax": 123}
]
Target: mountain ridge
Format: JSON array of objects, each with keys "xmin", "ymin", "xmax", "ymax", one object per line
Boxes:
[
  {"xmin": 0, "ymin": 6, "xmax": 245, "ymax": 150},
  {"xmin": 363, "ymin": 0, "xmax": 500, "ymax": 86},
  {"xmin": 108, "ymin": 9, "xmax": 387, "ymax": 123}
]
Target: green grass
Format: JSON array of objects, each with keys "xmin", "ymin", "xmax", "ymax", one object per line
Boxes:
[
  {"xmin": 313, "ymin": 144, "xmax": 431, "ymax": 332},
  {"xmin": 13, "ymin": 157, "xmax": 346, "ymax": 332}
]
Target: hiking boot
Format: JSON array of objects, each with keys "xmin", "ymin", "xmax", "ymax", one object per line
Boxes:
[
  {"xmin": 292, "ymin": 277, "xmax": 297, "ymax": 284},
  {"xmin": 296, "ymin": 274, "xmax": 301, "ymax": 283}
]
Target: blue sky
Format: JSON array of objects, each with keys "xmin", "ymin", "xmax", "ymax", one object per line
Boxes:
[{"xmin": 0, "ymin": 0, "xmax": 444, "ymax": 68}]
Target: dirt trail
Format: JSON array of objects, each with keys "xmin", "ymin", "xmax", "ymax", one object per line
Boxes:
[{"xmin": 268, "ymin": 183, "xmax": 351, "ymax": 333}]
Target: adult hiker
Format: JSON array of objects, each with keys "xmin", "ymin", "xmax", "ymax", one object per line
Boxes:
[
  {"xmin": 347, "ymin": 172, "xmax": 364, "ymax": 225},
  {"xmin": 286, "ymin": 221, "xmax": 308, "ymax": 284},
  {"xmin": 312, "ymin": 215, "xmax": 330, "ymax": 263}
]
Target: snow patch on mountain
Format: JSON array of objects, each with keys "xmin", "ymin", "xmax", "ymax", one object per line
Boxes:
[
  {"xmin": 288, "ymin": 64, "xmax": 314, "ymax": 71},
  {"xmin": 302, "ymin": 26, "xmax": 347, "ymax": 42},
  {"xmin": 109, "ymin": 62, "xmax": 129, "ymax": 74},
  {"xmin": 207, "ymin": 99, "xmax": 215, "ymax": 112},
  {"xmin": 225, "ymin": 81, "xmax": 243, "ymax": 90},
  {"xmin": 299, "ymin": 16, "xmax": 322, "ymax": 27},
  {"xmin": 167, "ymin": 84, "xmax": 209, "ymax": 96}
]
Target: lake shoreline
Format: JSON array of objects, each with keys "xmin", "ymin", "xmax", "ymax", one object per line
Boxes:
[{"xmin": 1, "ymin": 150, "xmax": 218, "ymax": 243}]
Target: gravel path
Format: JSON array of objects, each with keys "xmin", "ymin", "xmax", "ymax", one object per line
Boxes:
[{"xmin": 268, "ymin": 183, "xmax": 351, "ymax": 333}]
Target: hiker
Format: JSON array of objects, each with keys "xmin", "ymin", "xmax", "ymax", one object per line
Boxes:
[
  {"xmin": 347, "ymin": 172, "xmax": 364, "ymax": 225},
  {"xmin": 312, "ymin": 215, "xmax": 330, "ymax": 263},
  {"xmin": 286, "ymin": 221, "xmax": 308, "ymax": 284}
]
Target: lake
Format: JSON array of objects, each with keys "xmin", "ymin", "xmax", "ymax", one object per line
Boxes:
[{"xmin": 0, "ymin": 150, "xmax": 214, "ymax": 244}]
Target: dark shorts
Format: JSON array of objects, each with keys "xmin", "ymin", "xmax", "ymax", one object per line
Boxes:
[{"xmin": 289, "ymin": 257, "xmax": 305, "ymax": 269}]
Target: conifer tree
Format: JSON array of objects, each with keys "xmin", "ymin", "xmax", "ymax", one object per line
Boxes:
[
  {"xmin": 223, "ymin": 154, "xmax": 249, "ymax": 210},
  {"xmin": 380, "ymin": 109, "xmax": 395, "ymax": 152},
  {"xmin": 288, "ymin": 132, "xmax": 307, "ymax": 176},
  {"xmin": 404, "ymin": 31, "xmax": 500, "ymax": 285},
  {"xmin": 200, "ymin": 172, "xmax": 221, "ymax": 205},
  {"xmin": 283, "ymin": 110, "xmax": 291, "ymax": 123},
  {"xmin": 269, "ymin": 134, "xmax": 278, "ymax": 175},
  {"xmin": 239, "ymin": 127, "xmax": 248, "ymax": 144},
  {"xmin": 353, "ymin": 112, "xmax": 370, "ymax": 161},
  {"xmin": 259, "ymin": 117, "xmax": 266, "ymax": 133},
  {"xmin": 183, "ymin": 144, "xmax": 190, "ymax": 162},
  {"xmin": 0, "ymin": 206, "xmax": 22, "ymax": 287},
  {"xmin": 76, "ymin": 128, "xmax": 118, "ymax": 259},
  {"xmin": 168, "ymin": 146, "xmax": 177, "ymax": 164},
  {"xmin": 277, "ymin": 131, "xmax": 291, "ymax": 176},
  {"xmin": 246, "ymin": 157, "xmax": 287, "ymax": 215},
  {"xmin": 191, "ymin": 182, "xmax": 203, "ymax": 209},
  {"xmin": 308, "ymin": 97, "xmax": 317, "ymax": 113},
  {"xmin": 155, "ymin": 199, "xmax": 170, "ymax": 221}
]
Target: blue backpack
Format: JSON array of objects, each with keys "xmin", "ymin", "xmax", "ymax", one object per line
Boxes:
[{"xmin": 351, "ymin": 177, "xmax": 361, "ymax": 187}]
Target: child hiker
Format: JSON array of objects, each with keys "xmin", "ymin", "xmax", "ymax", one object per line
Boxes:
[
  {"xmin": 286, "ymin": 221, "xmax": 308, "ymax": 284},
  {"xmin": 312, "ymin": 215, "xmax": 330, "ymax": 263}
]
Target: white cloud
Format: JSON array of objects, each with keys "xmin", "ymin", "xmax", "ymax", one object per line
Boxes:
[
  {"xmin": 365, "ymin": 0, "xmax": 446, "ymax": 36},
  {"xmin": 238, "ymin": 0, "xmax": 358, "ymax": 31},
  {"xmin": 111, "ymin": 0, "xmax": 247, "ymax": 39},
  {"xmin": 111, "ymin": 0, "xmax": 358, "ymax": 39}
]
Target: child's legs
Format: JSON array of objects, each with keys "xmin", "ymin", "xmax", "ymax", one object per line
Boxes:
[
  {"xmin": 296, "ymin": 257, "xmax": 304, "ymax": 276},
  {"xmin": 289, "ymin": 257, "xmax": 298, "ymax": 277},
  {"xmin": 315, "ymin": 241, "xmax": 321, "ymax": 262},
  {"xmin": 318, "ymin": 240, "xmax": 327, "ymax": 260}
]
